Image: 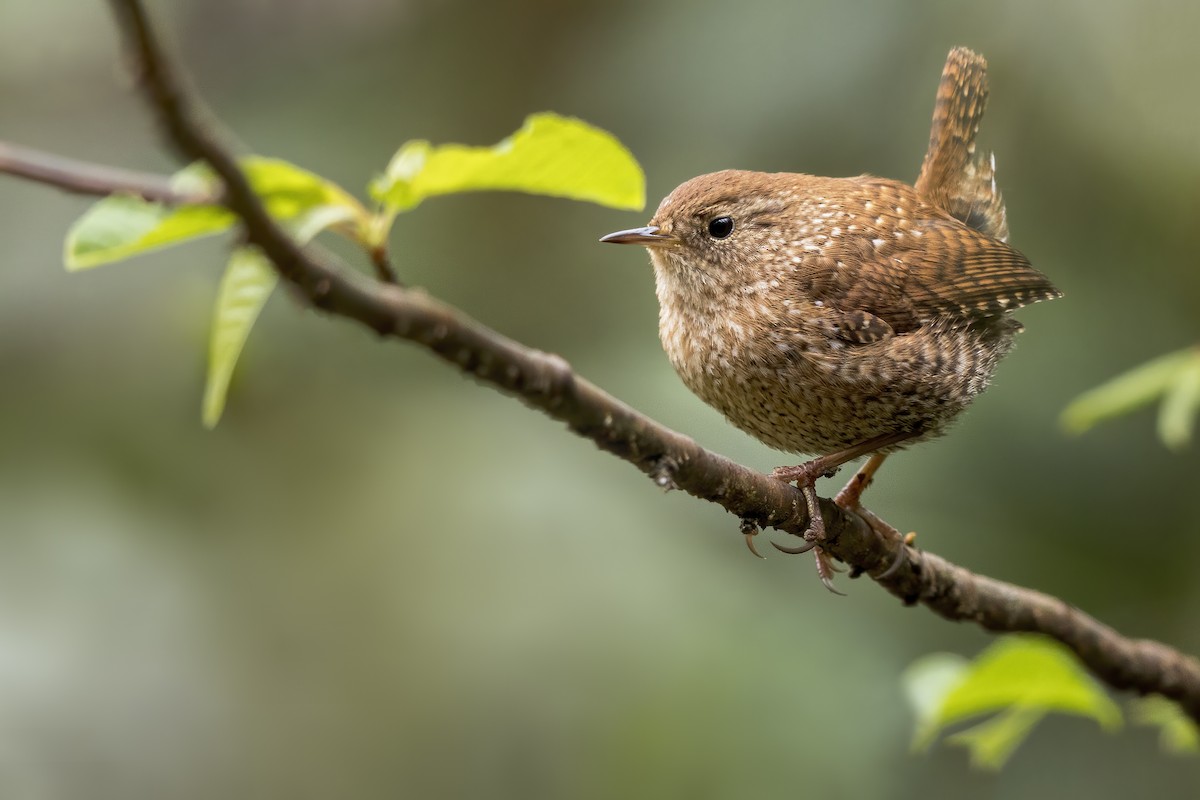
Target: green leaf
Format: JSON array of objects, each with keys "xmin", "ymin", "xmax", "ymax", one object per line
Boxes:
[
  {"xmin": 1157, "ymin": 357, "xmax": 1200, "ymax": 450},
  {"xmin": 66, "ymin": 198, "xmax": 235, "ymax": 270},
  {"xmin": 1130, "ymin": 696, "xmax": 1200, "ymax": 756},
  {"xmin": 65, "ymin": 157, "xmax": 365, "ymax": 270},
  {"xmin": 904, "ymin": 636, "xmax": 1122, "ymax": 769},
  {"xmin": 60, "ymin": 154, "xmax": 366, "ymax": 427},
  {"xmin": 904, "ymin": 653, "xmax": 970, "ymax": 751},
  {"xmin": 946, "ymin": 706, "xmax": 1045, "ymax": 770},
  {"xmin": 203, "ymin": 249, "xmax": 278, "ymax": 429},
  {"xmin": 240, "ymin": 157, "xmax": 365, "ymax": 223},
  {"xmin": 938, "ymin": 637, "xmax": 1122, "ymax": 729},
  {"xmin": 370, "ymin": 112, "xmax": 645, "ymax": 213},
  {"xmin": 201, "ymin": 204, "xmax": 356, "ymax": 428},
  {"xmin": 1061, "ymin": 347, "xmax": 1200, "ymax": 436}
]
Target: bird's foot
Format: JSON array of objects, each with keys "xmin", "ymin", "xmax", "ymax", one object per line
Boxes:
[
  {"xmin": 847, "ymin": 504, "xmax": 918, "ymax": 581},
  {"xmin": 769, "ymin": 474, "xmax": 826, "ymax": 551},
  {"xmin": 770, "ymin": 460, "xmax": 839, "ymax": 485},
  {"xmin": 814, "ymin": 546, "xmax": 847, "ymax": 595},
  {"xmin": 769, "ymin": 457, "xmax": 835, "ymax": 547},
  {"xmin": 765, "ymin": 472, "xmax": 849, "ymax": 594},
  {"xmin": 766, "ymin": 441, "xmax": 907, "ymax": 592}
]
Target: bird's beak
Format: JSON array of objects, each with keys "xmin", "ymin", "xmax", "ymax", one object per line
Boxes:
[{"xmin": 599, "ymin": 225, "xmax": 675, "ymax": 247}]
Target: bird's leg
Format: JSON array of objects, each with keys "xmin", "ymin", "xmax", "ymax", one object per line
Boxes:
[
  {"xmin": 768, "ymin": 431, "xmax": 919, "ymax": 592},
  {"xmin": 834, "ymin": 452, "xmax": 889, "ymax": 511},
  {"xmin": 768, "ymin": 448, "xmax": 872, "ymax": 552},
  {"xmin": 770, "ymin": 447, "xmax": 867, "ymax": 486},
  {"xmin": 770, "ymin": 430, "xmax": 915, "ymax": 539},
  {"xmin": 853, "ymin": 504, "xmax": 911, "ymax": 578},
  {"xmin": 838, "ymin": 456, "xmax": 926, "ymax": 581}
]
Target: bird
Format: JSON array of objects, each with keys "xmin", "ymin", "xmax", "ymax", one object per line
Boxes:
[{"xmin": 600, "ymin": 47, "xmax": 1060, "ymax": 590}]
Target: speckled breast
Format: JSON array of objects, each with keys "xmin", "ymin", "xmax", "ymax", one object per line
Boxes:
[{"xmin": 660, "ymin": 306, "xmax": 1017, "ymax": 457}]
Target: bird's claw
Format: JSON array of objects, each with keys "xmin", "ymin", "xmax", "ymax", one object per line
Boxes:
[
  {"xmin": 744, "ymin": 531, "xmax": 766, "ymax": 559},
  {"xmin": 740, "ymin": 519, "xmax": 766, "ymax": 559},
  {"xmin": 764, "ymin": 460, "xmax": 856, "ymax": 594},
  {"xmin": 771, "ymin": 538, "xmax": 817, "ymax": 555},
  {"xmin": 760, "ymin": 534, "xmax": 850, "ymax": 596},
  {"xmin": 814, "ymin": 547, "xmax": 847, "ymax": 595},
  {"xmin": 875, "ymin": 542, "xmax": 909, "ymax": 580}
]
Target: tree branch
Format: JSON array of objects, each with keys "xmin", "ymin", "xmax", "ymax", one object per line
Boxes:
[
  {"xmin": 0, "ymin": 140, "xmax": 209, "ymax": 203},
  {"xmin": 32, "ymin": 0, "xmax": 1181, "ymax": 724}
]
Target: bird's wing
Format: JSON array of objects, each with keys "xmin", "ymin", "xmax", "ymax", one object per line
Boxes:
[
  {"xmin": 897, "ymin": 216, "xmax": 1061, "ymax": 318},
  {"xmin": 805, "ymin": 215, "xmax": 1060, "ymax": 337}
]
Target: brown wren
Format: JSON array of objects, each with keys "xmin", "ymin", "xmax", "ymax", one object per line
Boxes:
[{"xmin": 601, "ymin": 48, "xmax": 1060, "ymax": 590}]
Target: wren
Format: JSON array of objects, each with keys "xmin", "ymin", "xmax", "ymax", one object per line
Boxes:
[{"xmin": 601, "ymin": 47, "xmax": 1060, "ymax": 590}]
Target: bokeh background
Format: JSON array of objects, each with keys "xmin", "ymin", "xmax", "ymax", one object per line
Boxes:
[{"xmin": 3, "ymin": 0, "xmax": 1199, "ymax": 797}]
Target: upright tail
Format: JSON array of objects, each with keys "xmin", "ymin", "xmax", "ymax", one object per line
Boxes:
[{"xmin": 914, "ymin": 47, "xmax": 1009, "ymax": 242}]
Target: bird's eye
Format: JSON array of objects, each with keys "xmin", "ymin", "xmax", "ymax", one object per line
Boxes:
[{"xmin": 707, "ymin": 216, "xmax": 734, "ymax": 239}]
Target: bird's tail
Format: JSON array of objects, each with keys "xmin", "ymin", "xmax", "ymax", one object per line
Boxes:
[{"xmin": 915, "ymin": 47, "xmax": 1009, "ymax": 243}]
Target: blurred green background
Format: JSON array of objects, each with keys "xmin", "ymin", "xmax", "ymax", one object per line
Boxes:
[{"xmin": 3, "ymin": 0, "xmax": 1200, "ymax": 797}]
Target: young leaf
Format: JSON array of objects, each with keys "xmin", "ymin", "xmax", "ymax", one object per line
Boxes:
[
  {"xmin": 1156, "ymin": 357, "xmax": 1200, "ymax": 450},
  {"xmin": 240, "ymin": 157, "xmax": 366, "ymax": 223},
  {"xmin": 1061, "ymin": 347, "xmax": 1200, "ymax": 436},
  {"xmin": 201, "ymin": 204, "xmax": 357, "ymax": 428},
  {"xmin": 904, "ymin": 636, "xmax": 1122, "ymax": 769},
  {"xmin": 65, "ymin": 158, "xmax": 365, "ymax": 270},
  {"xmin": 945, "ymin": 706, "xmax": 1045, "ymax": 770},
  {"xmin": 939, "ymin": 637, "xmax": 1122, "ymax": 727},
  {"xmin": 1130, "ymin": 696, "xmax": 1200, "ymax": 756},
  {"xmin": 203, "ymin": 248, "xmax": 277, "ymax": 429},
  {"xmin": 370, "ymin": 113, "xmax": 645, "ymax": 214},
  {"xmin": 66, "ymin": 197, "xmax": 235, "ymax": 270},
  {"xmin": 904, "ymin": 652, "xmax": 970, "ymax": 750}
]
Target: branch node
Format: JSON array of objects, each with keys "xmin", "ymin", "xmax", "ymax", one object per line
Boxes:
[
  {"xmin": 526, "ymin": 351, "xmax": 574, "ymax": 407},
  {"xmin": 651, "ymin": 455, "xmax": 680, "ymax": 492}
]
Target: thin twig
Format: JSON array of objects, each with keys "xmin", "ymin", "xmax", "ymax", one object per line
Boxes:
[
  {"xmin": 95, "ymin": 0, "xmax": 1200, "ymax": 722},
  {"xmin": 369, "ymin": 243, "xmax": 401, "ymax": 285},
  {"xmin": 0, "ymin": 140, "xmax": 209, "ymax": 203}
]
